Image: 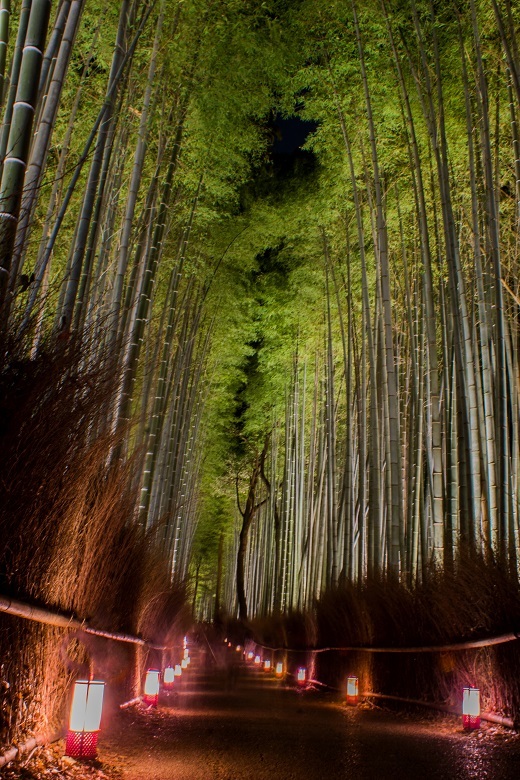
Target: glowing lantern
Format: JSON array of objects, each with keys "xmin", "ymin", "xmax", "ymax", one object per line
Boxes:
[
  {"xmin": 263, "ymin": 659, "xmax": 271, "ymax": 672},
  {"xmin": 254, "ymin": 655, "xmax": 261, "ymax": 665},
  {"xmin": 346, "ymin": 676, "xmax": 359, "ymax": 705},
  {"xmin": 174, "ymin": 664, "xmax": 182, "ymax": 678},
  {"xmin": 181, "ymin": 658, "xmax": 188, "ymax": 669},
  {"xmin": 163, "ymin": 666, "xmax": 175, "ymax": 690},
  {"xmin": 462, "ymin": 687, "xmax": 480, "ymax": 730},
  {"xmin": 247, "ymin": 651, "xmax": 254, "ymax": 661},
  {"xmin": 297, "ymin": 667, "xmax": 306, "ymax": 684},
  {"xmin": 183, "ymin": 636, "xmax": 188, "ymax": 648},
  {"xmin": 184, "ymin": 648, "xmax": 189, "ymax": 659},
  {"xmin": 275, "ymin": 662, "xmax": 283, "ymax": 677},
  {"xmin": 143, "ymin": 669, "xmax": 160, "ymax": 706},
  {"xmin": 185, "ymin": 655, "xmax": 191, "ymax": 665},
  {"xmin": 66, "ymin": 680, "xmax": 105, "ymax": 759},
  {"xmin": 236, "ymin": 645, "xmax": 242, "ymax": 652}
]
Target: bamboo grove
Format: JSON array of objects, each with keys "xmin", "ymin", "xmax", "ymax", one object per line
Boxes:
[
  {"xmin": 0, "ymin": 0, "xmax": 519, "ymax": 627},
  {"xmin": 217, "ymin": 0, "xmax": 520, "ymax": 622}
]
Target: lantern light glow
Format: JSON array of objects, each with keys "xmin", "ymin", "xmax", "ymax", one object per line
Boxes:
[
  {"xmin": 163, "ymin": 666, "xmax": 175, "ymax": 689},
  {"xmin": 254, "ymin": 655, "xmax": 261, "ymax": 665},
  {"xmin": 181, "ymin": 658, "xmax": 188, "ymax": 669},
  {"xmin": 66, "ymin": 680, "xmax": 105, "ymax": 759},
  {"xmin": 247, "ymin": 651, "xmax": 254, "ymax": 661},
  {"xmin": 174, "ymin": 664, "xmax": 182, "ymax": 677},
  {"xmin": 143, "ymin": 669, "xmax": 160, "ymax": 706},
  {"xmin": 264, "ymin": 659, "xmax": 271, "ymax": 672},
  {"xmin": 346, "ymin": 676, "xmax": 359, "ymax": 705},
  {"xmin": 462, "ymin": 687, "xmax": 480, "ymax": 730},
  {"xmin": 297, "ymin": 667, "xmax": 306, "ymax": 684},
  {"xmin": 275, "ymin": 662, "xmax": 283, "ymax": 677}
]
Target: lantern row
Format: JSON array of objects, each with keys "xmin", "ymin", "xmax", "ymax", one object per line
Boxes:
[
  {"xmin": 65, "ymin": 640, "xmax": 482, "ymax": 762},
  {"xmin": 238, "ymin": 643, "xmax": 481, "ymax": 732},
  {"xmin": 66, "ymin": 639, "xmax": 191, "ymax": 760}
]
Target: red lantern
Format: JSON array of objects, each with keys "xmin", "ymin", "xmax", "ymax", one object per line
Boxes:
[
  {"xmin": 346, "ymin": 676, "xmax": 358, "ymax": 705},
  {"xmin": 462, "ymin": 687, "xmax": 480, "ymax": 730},
  {"xmin": 143, "ymin": 669, "xmax": 160, "ymax": 706},
  {"xmin": 66, "ymin": 680, "xmax": 105, "ymax": 759}
]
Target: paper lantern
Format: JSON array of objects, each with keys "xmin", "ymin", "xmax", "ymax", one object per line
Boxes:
[
  {"xmin": 181, "ymin": 658, "xmax": 188, "ymax": 669},
  {"xmin": 346, "ymin": 676, "xmax": 359, "ymax": 705},
  {"xmin": 254, "ymin": 655, "xmax": 261, "ymax": 665},
  {"xmin": 163, "ymin": 666, "xmax": 175, "ymax": 690},
  {"xmin": 263, "ymin": 659, "xmax": 271, "ymax": 672},
  {"xmin": 247, "ymin": 651, "xmax": 254, "ymax": 661},
  {"xmin": 66, "ymin": 680, "xmax": 105, "ymax": 759},
  {"xmin": 184, "ymin": 648, "xmax": 189, "ymax": 659},
  {"xmin": 297, "ymin": 667, "xmax": 306, "ymax": 684},
  {"xmin": 275, "ymin": 662, "xmax": 283, "ymax": 677},
  {"xmin": 462, "ymin": 687, "xmax": 480, "ymax": 730},
  {"xmin": 174, "ymin": 664, "xmax": 182, "ymax": 677},
  {"xmin": 236, "ymin": 645, "xmax": 242, "ymax": 652},
  {"xmin": 143, "ymin": 669, "xmax": 160, "ymax": 706}
]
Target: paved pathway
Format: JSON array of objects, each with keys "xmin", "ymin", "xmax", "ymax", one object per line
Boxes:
[{"xmin": 101, "ymin": 652, "xmax": 520, "ymax": 779}]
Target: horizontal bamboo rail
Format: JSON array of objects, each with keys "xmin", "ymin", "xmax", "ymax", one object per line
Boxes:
[
  {"xmin": 0, "ymin": 730, "xmax": 63, "ymax": 769},
  {"xmin": 255, "ymin": 630, "xmax": 520, "ymax": 654},
  {"xmin": 0, "ymin": 594, "xmax": 167, "ymax": 649},
  {"xmin": 300, "ymin": 676, "xmax": 516, "ymax": 729},
  {"xmin": 363, "ymin": 692, "xmax": 515, "ymax": 729}
]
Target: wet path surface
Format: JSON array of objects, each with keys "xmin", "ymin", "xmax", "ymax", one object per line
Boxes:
[{"xmin": 102, "ymin": 655, "xmax": 520, "ymax": 779}]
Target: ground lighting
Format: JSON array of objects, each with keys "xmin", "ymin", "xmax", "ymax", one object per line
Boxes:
[
  {"xmin": 66, "ymin": 680, "xmax": 105, "ymax": 759},
  {"xmin": 275, "ymin": 662, "xmax": 284, "ymax": 677},
  {"xmin": 143, "ymin": 669, "xmax": 160, "ymax": 707},
  {"xmin": 462, "ymin": 687, "xmax": 480, "ymax": 730},
  {"xmin": 163, "ymin": 666, "xmax": 175, "ymax": 690},
  {"xmin": 297, "ymin": 667, "xmax": 306, "ymax": 684},
  {"xmin": 254, "ymin": 655, "xmax": 261, "ymax": 666},
  {"xmin": 346, "ymin": 676, "xmax": 359, "ymax": 705},
  {"xmin": 263, "ymin": 659, "xmax": 271, "ymax": 672}
]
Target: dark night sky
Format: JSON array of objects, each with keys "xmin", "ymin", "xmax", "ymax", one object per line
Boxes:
[{"xmin": 272, "ymin": 116, "xmax": 318, "ymax": 155}]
